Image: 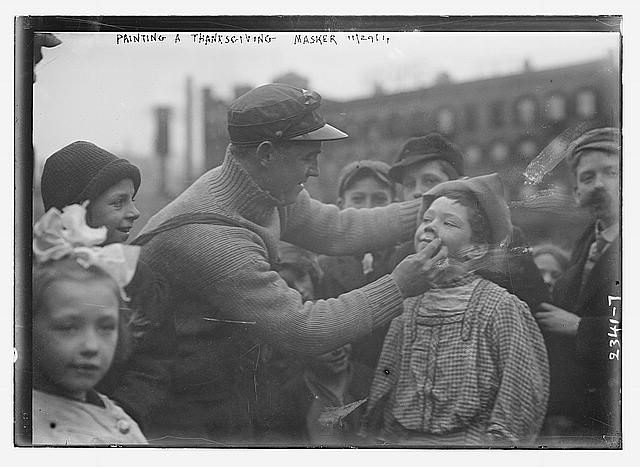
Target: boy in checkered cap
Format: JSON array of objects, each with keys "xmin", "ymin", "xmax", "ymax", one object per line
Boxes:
[{"xmin": 361, "ymin": 174, "xmax": 549, "ymax": 447}]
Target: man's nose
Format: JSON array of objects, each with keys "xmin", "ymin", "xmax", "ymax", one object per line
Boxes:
[{"xmin": 593, "ymin": 174, "xmax": 605, "ymax": 188}]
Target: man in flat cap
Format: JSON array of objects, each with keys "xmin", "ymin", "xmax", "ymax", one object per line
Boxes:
[
  {"xmin": 536, "ymin": 127, "xmax": 621, "ymax": 447},
  {"xmin": 112, "ymin": 83, "xmax": 448, "ymax": 444}
]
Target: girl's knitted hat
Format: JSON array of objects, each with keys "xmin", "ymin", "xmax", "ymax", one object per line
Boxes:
[
  {"xmin": 41, "ymin": 141, "xmax": 141, "ymax": 211},
  {"xmin": 419, "ymin": 173, "xmax": 512, "ymax": 246}
]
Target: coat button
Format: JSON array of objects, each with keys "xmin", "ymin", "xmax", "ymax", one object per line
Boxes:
[{"xmin": 116, "ymin": 419, "xmax": 131, "ymax": 434}]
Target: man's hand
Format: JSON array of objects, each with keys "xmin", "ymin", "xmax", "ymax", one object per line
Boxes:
[
  {"xmin": 535, "ymin": 302, "xmax": 581, "ymax": 336},
  {"xmin": 391, "ymin": 238, "xmax": 449, "ymax": 298}
]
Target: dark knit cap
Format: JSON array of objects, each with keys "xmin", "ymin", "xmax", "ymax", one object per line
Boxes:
[
  {"xmin": 336, "ymin": 160, "xmax": 395, "ymax": 198},
  {"xmin": 420, "ymin": 173, "xmax": 512, "ymax": 246},
  {"xmin": 41, "ymin": 141, "xmax": 141, "ymax": 211},
  {"xmin": 389, "ymin": 133, "xmax": 465, "ymax": 183}
]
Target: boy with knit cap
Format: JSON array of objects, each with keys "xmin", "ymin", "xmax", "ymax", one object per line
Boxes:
[
  {"xmin": 318, "ymin": 160, "xmax": 398, "ymax": 370},
  {"xmin": 40, "ymin": 140, "xmax": 142, "ymax": 245},
  {"xmin": 535, "ymin": 127, "xmax": 621, "ymax": 447},
  {"xmin": 38, "ymin": 141, "xmax": 170, "ymax": 404},
  {"xmin": 114, "ymin": 83, "xmax": 448, "ymax": 444},
  {"xmin": 361, "ymin": 174, "xmax": 549, "ymax": 447}
]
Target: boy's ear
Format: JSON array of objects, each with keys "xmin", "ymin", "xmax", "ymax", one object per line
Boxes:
[{"xmin": 256, "ymin": 141, "xmax": 276, "ymax": 167}]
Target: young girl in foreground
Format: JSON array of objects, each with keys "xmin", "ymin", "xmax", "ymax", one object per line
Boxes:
[
  {"xmin": 361, "ymin": 174, "xmax": 549, "ymax": 446},
  {"xmin": 31, "ymin": 204, "xmax": 147, "ymax": 445}
]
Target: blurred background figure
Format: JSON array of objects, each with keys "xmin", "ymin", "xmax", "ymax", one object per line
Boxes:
[
  {"xmin": 532, "ymin": 243, "xmax": 570, "ymax": 293},
  {"xmin": 259, "ymin": 242, "xmax": 373, "ymax": 446},
  {"xmin": 262, "ymin": 341, "xmax": 372, "ymax": 446},
  {"xmin": 318, "ymin": 160, "xmax": 397, "ymax": 370},
  {"xmin": 536, "ymin": 127, "xmax": 621, "ymax": 447},
  {"xmin": 389, "ymin": 133, "xmax": 464, "ymax": 201}
]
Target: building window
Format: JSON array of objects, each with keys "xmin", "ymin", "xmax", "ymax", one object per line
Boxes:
[
  {"xmin": 465, "ymin": 145, "xmax": 482, "ymax": 166},
  {"xmin": 517, "ymin": 139, "xmax": 538, "ymax": 159},
  {"xmin": 490, "ymin": 141, "xmax": 509, "ymax": 163},
  {"xmin": 409, "ymin": 110, "xmax": 426, "ymax": 136},
  {"xmin": 436, "ymin": 108, "xmax": 455, "ymax": 135},
  {"xmin": 516, "ymin": 97, "xmax": 537, "ymax": 125},
  {"xmin": 576, "ymin": 89, "xmax": 597, "ymax": 119},
  {"xmin": 546, "ymin": 94, "xmax": 567, "ymax": 122},
  {"xmin": 464, "ymin": 104, "xmax": 478, "ymax": 132},
  {"xmin": 385, "ymin": 112, "xmax": 404, "ymax": 138},
  {"xmin": 490, "ymin": 101, "xmax": 505, "ymax": 128}
]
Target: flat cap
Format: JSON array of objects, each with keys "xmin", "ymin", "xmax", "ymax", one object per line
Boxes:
[
  {"xmin": 337, "ymin": 160, "xmax": 394, "ymax": 198},
  {"xmin": 389, "ymin": 133, "xmax": 465, "ymax": 182},
  {"xmin": 227, "ymin": 83, "xmax": 347, "ymax": 145},
  {"xmin": 566, "ymin": 127, "xmax": 621, "ymax": 171}
]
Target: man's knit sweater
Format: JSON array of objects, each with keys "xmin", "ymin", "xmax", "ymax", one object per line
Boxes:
[{"xmin": 113, "ymin": 149, "xmax": 421, "ymax": 442}]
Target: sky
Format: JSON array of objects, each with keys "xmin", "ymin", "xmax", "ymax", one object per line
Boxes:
[{"xmin": 32, "ymin": 31, "xmax": 619, "ymax": 170}]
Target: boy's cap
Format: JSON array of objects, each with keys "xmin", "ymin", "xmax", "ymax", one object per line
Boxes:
[
  {"xmin": 227, "ymin": 83, "xmax": 348, "ymax": 145},
  {"xmin": 566, "ymin": 127, "xmax": 621, "ymax": 172},
  {"xmin": 420, "ymin": 173, "xmax": 512, "ymax": 246},
  {"xmin": 337, "ymin": 160, "xmax": 394, "ymax": 198},
  {"xmin": 389, "ymin": 133, "xmax": 465, "ymax": 182},
  {"xmin": 41, "ymin": 141, "xmax": 141, "ymax": 211}
]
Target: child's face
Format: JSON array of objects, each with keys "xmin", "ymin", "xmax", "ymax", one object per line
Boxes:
[
  {"xmin": 534, "ymin": 253, "xmax": 564, "ymax": 292},
  {"xmin": 312, "ymin": 344, "xmax": 352, "ymax": 376},
  {"xmin": 33, "ymin": 279, "xmax": 119, "ymax": 401},
  {"xmin": 279, "ymin": 265, "xmax": 315, "ymax": 302},
  {"xmin": 87, "ymin": 178, "xmax": 140, "ymax": 245},
  {"xmin": 414, "ymin": 196, "xmax": 474, "ymax": 258},
  {"xmin": 339, "ymin": 176, "xmax": 393, "ymax": 210},
  {"xmin": 401, "ymin": 160, "xmax": 452, "ymax": 201}
]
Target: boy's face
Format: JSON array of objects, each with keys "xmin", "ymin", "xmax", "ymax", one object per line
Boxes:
[
  {"xmin": 573, "ymin": 150, "xmax": 620, "ymax": 225},
  {"xmin": 414, "ymin": 196, "xmax": 474, "ymax": 258},
  {"xmin": 401, "ymin": 159, "xmax": 452, "ymax": 201},
  {"xmin": 279, "ymin": 265, "xmax": 315, "ymax": 302},
  {"xmin": 339, "ymin": 176, "xmax": 393, "ymax": 210},
  {"xmin": 534, "ymin": 253, "xmax": 564, "ymax": 293},
  {"xmin": 87, "ymin": 178, "xmax": 140, "ymax": 245},
  {"xmin": 34, "ymin": 279, "xmax": 119, "ymax": 401}
]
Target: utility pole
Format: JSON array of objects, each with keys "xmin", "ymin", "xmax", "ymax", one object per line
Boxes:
[
  {"xmin": 154, "ymin": 106, "xmax": 172, "ymax": 195},
  {"xmin": 185, "ymin": 76, "xmax": 193, "ymax": 185}
]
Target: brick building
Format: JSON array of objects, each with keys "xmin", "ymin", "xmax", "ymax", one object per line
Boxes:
[{"xmin": 202, "ymin": 55, "xmax": 619, "ymax": 246}]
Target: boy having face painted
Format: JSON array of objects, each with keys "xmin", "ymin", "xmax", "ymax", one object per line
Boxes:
[{"xmin": 362, "ymin": 174, "xmax": 549, "ymax": 446}]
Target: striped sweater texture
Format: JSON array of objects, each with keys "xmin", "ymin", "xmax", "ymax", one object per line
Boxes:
[{"xmin": 137, "ymin": 148, "xmax": 421, "ymax": 355}]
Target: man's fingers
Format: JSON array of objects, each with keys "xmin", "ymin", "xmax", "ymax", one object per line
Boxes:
[
  {"xmin": 416, "ymin": 238, "xmax": 442, "ymax": 259},
  {"xmin": 430, "ymin": 246, "xmax": 449, "ymax": 265}
]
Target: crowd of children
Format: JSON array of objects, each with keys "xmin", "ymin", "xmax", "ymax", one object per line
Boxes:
[{"xmin": 27, "ymin": 92, "xmax": 620, "ymax": 447}]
